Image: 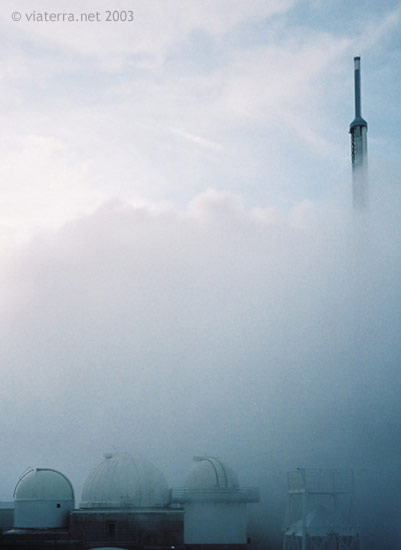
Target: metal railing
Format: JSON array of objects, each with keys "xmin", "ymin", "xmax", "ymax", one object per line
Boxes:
[
  {"xmin": 287, "ymin": 469, "xmax": 354, "ymax": 495},
  {"xmin": 170, "ymin": 486, "xmax": 259, "ymax": 503}
]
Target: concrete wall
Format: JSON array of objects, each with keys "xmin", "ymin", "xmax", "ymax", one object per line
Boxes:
[
  {"xmin": 184, "ymin": 502, "xmax": 247, "ymax": 544},
  {"xmin": 70, "ymin": 509, "xmax": 183, "ymax": 547},
  {"xmin": 14, "ymin": 499, "xmax": 74, "ymax": 528}
]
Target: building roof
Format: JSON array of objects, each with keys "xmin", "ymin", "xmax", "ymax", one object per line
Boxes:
[
  {"xmin": 80, "ymin": 451, "xmax": 169, "ymax": 509},
  {"xmin": 14, "ymin": 468, "xmax": 75, "ymax": 501}
]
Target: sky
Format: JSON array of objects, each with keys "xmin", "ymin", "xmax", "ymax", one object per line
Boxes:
[{"xmin": 0, "ymin": 1, "xmax": 401, "ymax": 548}]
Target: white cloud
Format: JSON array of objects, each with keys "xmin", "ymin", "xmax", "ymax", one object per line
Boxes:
[
  {"xmin": 0, "ymin": 134, "xmax": 105, "ymax": 247},
  {"xmin": 0, "ymin": 2, "xmax": 400, "ymax": 545},
  {"xmin": 169, "ymin": 127, "xmax": 224, "ymax": 152},
  {"xmin": 0, "ymin": 179, "xmax": 400, "ymax": 545},
  {"xmin": 0, "ymin": 0, "xmax": 295, "ymax": 67},
  {"xmin": 0, "ymin": 1, "xmax": 399, "ymax": 247}
]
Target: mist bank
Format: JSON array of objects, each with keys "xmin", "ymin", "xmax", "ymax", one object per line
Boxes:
[{"xmin": 0, "ymin": 185, "xmax": 400, "ymax": 549}]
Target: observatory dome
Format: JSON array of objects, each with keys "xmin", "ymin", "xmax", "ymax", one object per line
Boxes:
[
  {"xmin": 80, "ymin": 451, "xmax": 170, "ymax": 509},
  {"xmin": 14, "ymin": 468, "xmax": 75, "ymax": 528},
  {"xmin": 185, "ymin": 457, "xmax": 239, "ymax": 490}
]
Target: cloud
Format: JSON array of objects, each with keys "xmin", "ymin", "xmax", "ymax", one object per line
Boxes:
[
  {"xmin": 0, "ymin": 183, "xmax": 400, "ymax": 547},
  {"xmin": 0, "ymin": 1, "xmax": 400, "ymax": 245},
  {"xmin": 0, "ymin": 133, "xmax": 105, "ymax": 247},
  {"xmin": 0, "ymin": 4, "xmax": 400, "ymax": 548},
  {"xmin": 0, "ymin": 22, "xmax": 356, "ymax": 242},
  {"xmin": 0, "ymin": 0, "xmax": 295, "ymax": 67},
  {"xmin": 169, "ymin": 127, "xmax": 224, "ymax": 152}
]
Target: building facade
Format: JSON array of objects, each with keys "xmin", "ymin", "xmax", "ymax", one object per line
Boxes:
[{"xmin": 0, "ymin": 452, "xmax": 259, "ymax": 550}]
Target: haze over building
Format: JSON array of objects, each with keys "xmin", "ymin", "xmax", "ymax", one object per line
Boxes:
[
  {"xmin": 0, "ymin": 3, "xmax": 401, "ymax": 549},
  {"xmin": 0, "ymin": 452, "xmax": 259, "ymax": 550}
]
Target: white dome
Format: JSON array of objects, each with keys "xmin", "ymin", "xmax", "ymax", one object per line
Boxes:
[
  {"xmin": 185, "ymin": 457, "xmax": 239, "ymax": 490},
  {"xmin": 80, "ymin": 452, "xmax": 170, "ymax": 509},
  {"xmin": 14, "ymin": 468, "xmax": 75, "ymax": 501}
]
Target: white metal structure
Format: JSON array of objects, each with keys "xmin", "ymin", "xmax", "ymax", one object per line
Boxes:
[
  {"xmin": 13, "ymin": 468, "xmax": 75, "ymax": 529},
  {"xmin": 171, "ymin": 456, "xmax": 259, "ymax": 545},
  {"xmin": 283, "ymin": 469, "xmax": 359, "ymax": 550},
  {"xmin": 80, "ymin": 451, "xmax": 170, "ymax": 509},
  {"xmin": 349, "ymin": 56, "xmax": 368, "ymax": 210}
]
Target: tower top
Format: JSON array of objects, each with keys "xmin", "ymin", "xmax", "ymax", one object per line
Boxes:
[
  {"xmin": 350, "ymin": 56, "xmax": 367, "ymax": 130},
  {"xmin": 349, "ymin": 56, "xmax": 368, "ymax": 210}
]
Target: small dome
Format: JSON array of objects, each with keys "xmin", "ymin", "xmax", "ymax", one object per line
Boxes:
[
  {"xmin": 80, "ymin": 452, "xmax": 169, "ymax": 509},
  {"xmin": 14, "ymin": 468, "xmax": 75, "ymax": 501},
  {"xmin": 185, "ymin": 457, "xmax": 239, "ymax": 489},
  {"xmin": 14, "ymin": 468, "xmax": 75, "ymax": 529}
]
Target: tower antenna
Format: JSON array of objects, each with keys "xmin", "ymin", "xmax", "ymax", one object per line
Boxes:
[{"xmin": 349, "ymin": 56, "xmax": 368, "ymax": 210}]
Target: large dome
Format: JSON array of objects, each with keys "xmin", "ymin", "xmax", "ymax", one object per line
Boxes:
[
  {"xmin": 185, "ymin": 457, "xmax": 239, "ymax": 490},
  {"xmin": 80, "ymin": 452, "xmax": 170, "ymax": 509}
]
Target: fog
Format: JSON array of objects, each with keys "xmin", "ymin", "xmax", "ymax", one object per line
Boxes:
[
  {"xmin": 0, "ymin": 1, "xmax": 399, "ymax": 548},
  {"xmin": 0, "ymin": 176, "xmax": 400, "ymax": 549}
]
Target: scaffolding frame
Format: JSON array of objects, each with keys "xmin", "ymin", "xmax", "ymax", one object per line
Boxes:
[{"xmin": 283, "ymin": 469, "xmax": 359, "ymax": 550}]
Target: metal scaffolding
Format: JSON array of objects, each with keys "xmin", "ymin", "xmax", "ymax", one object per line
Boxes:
[{"xmin": 283, "ymin": 469, "xmax": 359, "ymax": 550}]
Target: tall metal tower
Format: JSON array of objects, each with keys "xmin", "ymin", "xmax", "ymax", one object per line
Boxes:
[{"xmin": 349, "ymin": 57, "xmax": 368, "ymax": 210}]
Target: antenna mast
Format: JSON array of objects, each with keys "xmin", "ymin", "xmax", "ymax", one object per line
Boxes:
[{"xmin": 349, "ymin": 56, "xmax": 368, "ymax": 210}]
